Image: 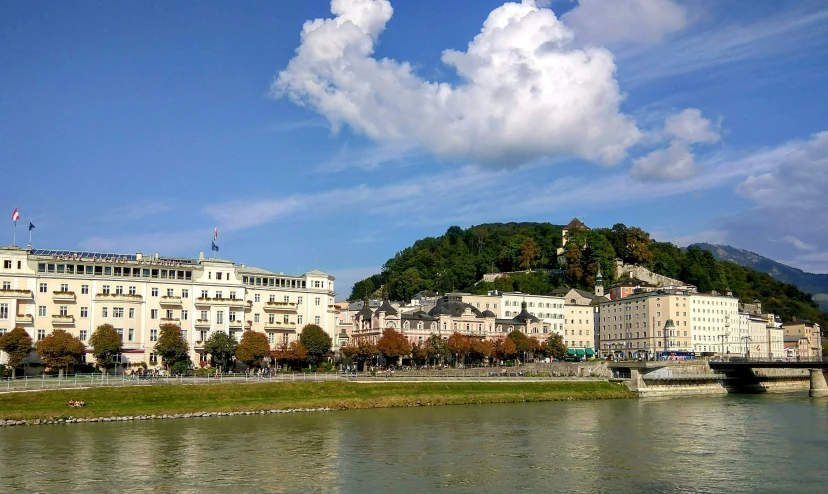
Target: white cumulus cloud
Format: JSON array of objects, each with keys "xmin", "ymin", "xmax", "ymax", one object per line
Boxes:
[
  {"xmin": 562, "ymin": 0, "xmax": 689, "ymax": 45},
  {"xmin": 630, "ymin": 140, "xmax": 695, "ymax": 181},
  {"xmin": 274, "ymin": 0, "xmax": 641, "ymax": 167},
  {"xmin": 664, "ymin": 108, "xmax": 721, "ymax": 144}
]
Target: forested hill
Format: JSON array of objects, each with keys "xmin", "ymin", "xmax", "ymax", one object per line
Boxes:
[{"xmin": 349, "ymin": 222, "xmax": 828, "ymax": 333}]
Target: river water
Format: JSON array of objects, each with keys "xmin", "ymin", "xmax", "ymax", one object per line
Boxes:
[{"xmin": 1, "ymin": 393, "xmax": 826, "ymax": 493}]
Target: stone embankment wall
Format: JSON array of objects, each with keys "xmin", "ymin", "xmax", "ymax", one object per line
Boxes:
[{"xmin": 615, "ymin": 263, "xmax": 687, "ymax": 288}]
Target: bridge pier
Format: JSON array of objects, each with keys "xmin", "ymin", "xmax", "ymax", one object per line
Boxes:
[
  {"xmin": 810, "ymin": 369, "xmax": 828, "ymax": 397},
  {"xmin": 627, "ymin": 369, "xmax": 646, "ymax": 393}
]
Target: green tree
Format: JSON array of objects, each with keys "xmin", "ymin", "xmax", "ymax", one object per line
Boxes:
[
  {"xmin": 0, "ymin": 326, "xmax": 33, "ymax": 374},
  {"xmin": 544, "ymin": 333, "xmax": 568, "ymax": 360},
  {"xmin": 235, "ymin": 330, "xmax": 270, "ymax": 369},
  {"xmin": 89, "ymin": 324, "xmax": 123, "ymax": 372},
  {"xmin": 154, "ymin": 323, "xmax": 190, "ymax": 370},
  {"xmin": 300, "ymin": 324, "xmax": 333, "ymax": 365},
  {"xmin": 202, "ymin": 330, "xmax": 238, "ymax": 372},
  {"xmin": 35, "ymin": 329, "xmax": 85, "ymax": 376},
  {"xmin": 425, "ymin": 334, "xmax": 449, "ymax": 365},
  {"xmin": 507, "ymin": 330, "xmax": 532, "ymax": 360}
]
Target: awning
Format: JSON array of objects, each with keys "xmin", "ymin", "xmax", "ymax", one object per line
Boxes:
[
  {"xmin": 575, "ymin": 349, "xmax": 586, "ymax": 356},
  {"xmin": 585, "ymin": 348, "xmax": 595, "ymax": 355},
  {"xmin": 566, "ymin": 348, "xmax": 576, "ymax": 356}
]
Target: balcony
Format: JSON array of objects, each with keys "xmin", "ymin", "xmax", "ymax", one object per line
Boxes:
[
  {"xmin": 160, "ymin": 318, "xmax": 181, "ymax": 324},
  {"xmin": 264, "ymin": 321, "xmax": 296, "ymax": 331},
  {"xmin": 52, "ymin": 291, "xmax": 76, "ymax": 302},
  {"xmin": 94, "ymin": 293, "xmax": 143, "ymax": 303},
  {"xmin": 195, "ymin": 319, "xmax": 211, "ymax": 328},
  {"xmin": 264, "ymin": 302, "xmax": 298, "ymax": 312},
  {"xmin": 52, "ymin": 314, "xmax": 75, "ymax": 325},
  {"xmin": 0, "ymin": 289, "xmax": 33, "ymax": 300},
  {"xmin": 160, "ymin": 296, "xmax": 182, "ymax": 306},
  {"xmin": 229, "ymin": 320, "xmax": 243, "ymax": 328},
  {"xmin": 15, "ymin": 314, "xmax": 33, "ymax": 324},
  {"xmin": 195, "ymin": 297, "xmax": 245, "ymax": 308}
]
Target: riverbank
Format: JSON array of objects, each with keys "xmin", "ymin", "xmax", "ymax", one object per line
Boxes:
[{"xmin": 0, "ymin": 381, "xmax": 633, "ymax": 424}]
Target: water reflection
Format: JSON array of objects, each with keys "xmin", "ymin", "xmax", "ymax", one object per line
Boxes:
[{"xmin": 1, "ymin": 394, "xmax": 826, "ymax": 493}]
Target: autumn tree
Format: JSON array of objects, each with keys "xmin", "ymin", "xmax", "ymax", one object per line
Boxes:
[
  {"xmin": 89, "ymin": 324, "xmax": 123, "ymax": 372},
  {"xmin": 446, "ymin": 332, "xmax": 471, "ymax": 365},
  {"xmin": 507, "ymin": 330, "xmax": 532, "ymax": 359},
  {"xmin": 235, "ymin": 330, "xmax": 270, "ymax": 369},
  {"xmin": 411, "ymin": 341, "xmax": 429, "ymax": 365},
  {"xmin": 0, "ymin": 327, "xmax": 33, "ymax": 374},
  {"xmin": 491, "ymin": 337, "xmax": 517, "ymax": 363},
  {"xmin": 155, "ymin": 323, "xmax": 190, "ymax": 371},
  {"xmin": 519, "ymin": 237, "xmax": 540, "ymax": 269},
  {"xmin": 377, "ymin": 328, "xmax": 412, "ymax": 366},
  {"xmin": 203, "ymin": 330, "xmax": 238, "ymax": 372},
  {"xmin": 468, "ymin": 338, "xmax": 493, "ymax": 365},
  {"xmin": 272, "ymin": 340, "xmax": 308, "ymax": 370},
  {"xmin": 299, "ymin": 324, "xmax": 332, "ymax": 365},
  {"xmin": 339, "ymin": 337, "xmax": 376, "ymax": 371},
  {"xmin": 35, "ymin": 329, "xmax": 85, "ymax": 376}
]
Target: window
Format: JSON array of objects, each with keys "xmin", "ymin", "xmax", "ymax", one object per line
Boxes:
[
  {"xmin": 268, "ymin": 314, "xmax": 275, "ymax": 324},
  {"xmin": 151, "ymin": 287, "xmax": 158, "ymax": 297},
  {"xmin": 217, "ymin": 272, "xmax": 223, "ymax": 280},
  {"xmin": 2, "ymin": 281, "xmax": 9, "ymax": 290},
  {"xmin": 282, "ymin": 334, "xmax": 289, "ymax": 345},
  {"xmin": 283, "ymin": 315, "xmax": 290, "ymax": 324},
  {"xmin": 2, "ymin": 260, "xmax": 10, "ymax": 269},
  {"xmin": 59, "ymin": 306, "xmax": 68, "ymax": 316},
  {"xmin": 182, "ymin": 330, "xmax": 188, "ymax": 340},
  {"xmin": 115, "ymin": 285, "xmax": 124, "ymax": 295},
  {"xmin": 215, "ymin": 291, "xmax": 223, "ymax": 299},
  {"xmin": 39, "ymin": 283, "xmax": 48, "ymax": 293},
  {"xmin": 182, "ymin": 310, "xmax": 188, "ymax": 321},
  {"xmin": 229, "ymin": 311, "xmax": 237, "ymax": 322},
  {"xmin": 166, "ymin": 288, "xmax": 174, "ymax": 297},
  {"xmin": 0, "ymin": 303, "xmax": 7, "ymax": 319},
  {"xmin": 80, "ymin": 329, "xmax": 87, "ymax": 341},
  {"xmin": 315, "ymin": 297, "xmax": 321, "ymax": 306},
  {"xmin": 201, "ymin": 290, "xmax": 208, "ymax": 299},
  {"xmin": 298, "ymin": 316, "xmax": 303, "ymax": 325},
  {"xmin": 254, "ymin": 313, "xmax": 260, "ymax": 323},
  {"xmin": 268, "ymin": 332, "xmax": 275, "ymax": 344},
  {"xmin": 315, "ymin": 316, "xmax": 321, "ymax": 325},
  {"xmin": 255, "ymin": 294, "xmax": 261, "ymax": 302},
  {"xmin": 150, "ymin": 309, "xmax": 158, "ymax": 319},
  {"xmin": 102, "ymin": 307, "xmax": 109, "ymax": 317},
  {"xmin": 298, "ymin": 297, "xmax": 303, "ymax": 305},
  {"xmin": 283, "ymin": 296, "xmax": 289, "ymax": 303},
  {"xmin": 79, "ymin": 306, "xmax": 88, "ymax": 318},
  {"xmin": 116, "ymin": 328, "xmax": 124, "ymax": 340},
  {"xmin": 113, "ymin": 307, "xmax": 124, "ymax": 318},
  {"xmin": 166, "ymin": 309, "xmax": 174, "ymax": 319},
  {"xmin": 128, "ymin": 328, "xmax": 134, "ymax": 341},
  {"xmin": 216, "ymin": 311, "xmax": 224, "ymax": 324},
  {"xmin": 126, "ymin": 285, "xmax": 136, "ymax": 295},
  {"xmin": 37, "ymin": 329, "xmax": 46, "ymax": 341},
  {"xmin": 126, "ymin": 308, "xmax": 133, "ymax": 319},
  {"xmin": 200, "ymin": 331, "xmax": 207, "ymax": 342},
  {"xmin": 182, "ymin": 289, "xmax": 188, "ymax": 298},
  {"xmin": 60, "ymin": 283, "xmax": 69, "ymax": 292},
  {"xmin": 149, "ymin": 353, "xmax": 157, "ymax": 364},
  {"xmin": 150, "ymin": 329, "xmax": 158, "ymax": 342},
  {"xmin": 81, "ymin": 284, "xmax": 89, "ymax": 295}
]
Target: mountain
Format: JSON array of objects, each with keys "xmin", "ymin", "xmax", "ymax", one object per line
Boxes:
[{"xmin": 693, "ymin": 243, "xmax": 828, "ymax": 311}]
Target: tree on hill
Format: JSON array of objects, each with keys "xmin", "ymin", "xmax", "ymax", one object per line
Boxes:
[
  {"xmin": 235, "ymin": 330, "xmax": 270, "ymax": 369},
  {"xmin": 447, "ymin": 332, "xmax": 471, "ymax": 364},
  {"xmin": 35, "ymin": 329, "xmax": 85, "ymax": 376},
  {"xmin": 155, "ymin": 323, "xmax": 190, "ymax": 371},
  {"xmin": 299, "ymin": 324, "xmax": 332, "ymax": 365},
  {"xmin": 377, "ymin": 328, "xmax": 412, "ymax": 365},
  {"xmin": 202, "ymin": 330, "xmax": 237, "ymax": 372},
  {"xmin": 89, "ymin": 324, "xmax": 123, "ymax": 372},
  {"xmin": 0, "ymin": 327, "xmax": 33, "ymax": 374}
]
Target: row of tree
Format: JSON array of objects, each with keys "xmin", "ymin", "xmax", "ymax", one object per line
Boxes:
[
  {"xmin": 0, "ymin": 323, "xmax": 335, "ymax": 376},
  {"xmin": 339, "ymin": 328, "xmax": 568, "ymax": 370}
]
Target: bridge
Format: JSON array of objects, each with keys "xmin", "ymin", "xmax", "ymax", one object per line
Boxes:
[{"xmin": 608, "ymin": 360, "xmax": 828, "ymax": 397}]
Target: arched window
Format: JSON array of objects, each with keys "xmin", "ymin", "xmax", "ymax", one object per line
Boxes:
[
  {"xmin": 387, "ymin": 321, "xmax": 396, "ymax": 329},
  {"xmin": 417, "ymin": 322, "xmax": 423, "ymax": 330},
  {"xmin": 403, "ymin": 321, "xmax": 410, "ymax": 329},
  {"xmin": 431, "ymin": 323, "xmax": 437, "ymax": 330},
  {"xmin": 453, "ymin": 323, "xmax": 458, "ymax": 331}
]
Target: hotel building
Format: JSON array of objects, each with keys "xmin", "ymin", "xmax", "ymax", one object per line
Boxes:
[{"xmin": 0, "ymin": 246, "xmax": 336, "ymax": 368}]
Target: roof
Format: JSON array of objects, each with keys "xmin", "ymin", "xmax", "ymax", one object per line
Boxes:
[
  {"xmin": 304, "ymin": 269, "xmax": 333, "ymax": 279},
  {"xmin": 563, "ymin": 218, "xmax": 588, "ymax": 231},
  {"xmin": 428, "ymin": 295, "xmax": 485, "ymax": 318},
  {"xmin": 609, "ymin": 277, "xmax": 655, "ymax": 289},
  {"xmin": 401, "ymin": 310, "xmax": 437, "ymax": 321},
  {"xmin": 237, "ymin": 266, "xmax": 278, "ymax": 276},
  {"xmin": 356, "ymin": 298, "xmax": 375, "ymax": 319},
  {"xmin": 481, "ymin": 309, "xmax": 497, "ymax": 317},
  {"xmin": 374, "ymin": 296, "xmax": 398, "ymax": 317}
]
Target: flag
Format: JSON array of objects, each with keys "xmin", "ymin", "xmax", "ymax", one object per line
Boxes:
[
  {"xmin": 11, "ymin": 208, "xmax": 20, "ymax": 221},
  {"xmin": 211, "ymin": 241, "xmax": 219, "ymax": 253},
  {"xmin": 28, "ymin": 222, "xmax": 35, "ymax": 231},
  {"xmin": 213, "ymin": 227, "xmax": 218, "ymax": 241}
]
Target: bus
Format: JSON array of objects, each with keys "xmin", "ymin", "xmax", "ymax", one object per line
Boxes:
[{"xmin": 656, "ymin": 351, "xmax": 696, "ymax": 361}]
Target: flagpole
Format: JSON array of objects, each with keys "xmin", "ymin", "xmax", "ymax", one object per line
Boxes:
[
  {"xmin": 13, "ymin": 220, "xmax": 16, "ymax": 247},
  {"xmin": 28, "ymin": 225, "xmax": 32, "ymax": 249}
]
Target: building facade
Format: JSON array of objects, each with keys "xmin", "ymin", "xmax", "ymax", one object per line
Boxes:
[
  {"xmin": 0, "ymin": 246, "xmax": 336, "ymax": 368},
  {"xmin": 689, "ymin": 292, "xmax": 739, "ymax": 357},
  {"xmin": 782, "ymin": 318, "xmax": 822, "ymax": 360}
]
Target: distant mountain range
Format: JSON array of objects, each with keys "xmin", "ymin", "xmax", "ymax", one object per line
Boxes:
[{"xmin": 693, "ymin": 243, "xmax": 828, "ymax": 311}]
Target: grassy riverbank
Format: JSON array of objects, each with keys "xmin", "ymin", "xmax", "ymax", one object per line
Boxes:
[{"xmin": 0, "ymin": 381, "xmax": 633, "ymax": 421}]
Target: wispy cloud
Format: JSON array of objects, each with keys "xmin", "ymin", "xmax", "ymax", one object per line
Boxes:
[
  {"xmin": 618, "ymin": 7, "xmax": 828, "ymax": 85},
  {"xmin": 316, "ymin": 142, "xmax": 423, "ymax": 172},
  {"xmin": 261, "ymin": 119, "xmax": 328, "ymax": 133}
]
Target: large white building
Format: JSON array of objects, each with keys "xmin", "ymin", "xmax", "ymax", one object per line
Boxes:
[
  {"xmin": 689, "ymin": 292, "xmax": 739, "ymax": 356},
  {"xmin": 0, "ymin": 246, "xmax": 336, "ymax": 368}
]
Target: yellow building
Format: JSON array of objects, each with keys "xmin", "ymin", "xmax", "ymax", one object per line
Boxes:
[{"xmin": 0, "ymin": 246, "xmax": 336, "ymax": 368}]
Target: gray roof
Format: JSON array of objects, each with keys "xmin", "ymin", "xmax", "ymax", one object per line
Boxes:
[
  {"xmin": 356, "ymin": 298, "xmax": 375, "ymax": 319},
  {"xmin": 428, "ymin": 295, "xmax": 484, "ymax": 318},
  {"xmin": 481, "ymin": 309, "xmax": 497, "ymax": 317},
  {"xmin": 401, "ymin": 310, "xmax": 437, "ymax": 321},
  {"xmin": 237, "ymin": 266, "xmax": 278, "ymax": 276},
  {"xmin": 374, "ymin": 297, "xmax": 398, "ymax": 317}
]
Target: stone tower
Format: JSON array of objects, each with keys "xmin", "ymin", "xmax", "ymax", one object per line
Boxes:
[{"xmin": 595, "ymin": 266, "xmax": 604, "ymax": 297}]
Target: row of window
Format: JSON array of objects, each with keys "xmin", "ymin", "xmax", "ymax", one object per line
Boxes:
[
  {"xmin": 503, "ymin": 300, "xmax": 561, "ymax": 309},
  {"xmin": 243, "ymin": 276, "xmax": 308, "ymax": 289},
  {"xmin": 37, "ymin": 263, "xmax": 194, "ymax": 280},
  {"xmin": 2, "ymin": 260, "xmax": 23, "ymax": 270}
]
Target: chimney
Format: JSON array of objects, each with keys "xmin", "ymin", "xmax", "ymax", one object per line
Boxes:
[
  {"xmin": 199, "ymin": 252, "xmax": 205, "ymax": 260},
  {"xmin": 792, "ymin": 316, "xmax": 797, "ymax": 323}
]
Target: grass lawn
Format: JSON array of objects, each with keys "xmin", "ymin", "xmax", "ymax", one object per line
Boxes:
[{"xmin": 0, "ymin": 381, "xmax": 634, "ymax": 421}]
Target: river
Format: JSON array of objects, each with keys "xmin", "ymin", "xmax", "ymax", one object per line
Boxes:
[{"xmin": 1, "ymin": 393, "xmax": 826, "ymax": 493}]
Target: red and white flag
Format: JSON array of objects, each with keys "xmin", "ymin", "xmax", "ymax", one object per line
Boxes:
[
  {"xmin": 11, "ymin": 208, "xmax": 20, "ymax": 221},
  {"xmin": 213, "ymin": 227, "xmax": 219, "ymax": 241}
]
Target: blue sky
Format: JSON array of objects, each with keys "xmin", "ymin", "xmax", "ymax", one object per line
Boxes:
[{"xmin": 2, "ymin": 0, "xmax": 828, "ymax": 298}]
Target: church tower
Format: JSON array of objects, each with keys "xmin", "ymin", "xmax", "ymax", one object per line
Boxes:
[{"xmin": 594, "ymin": 266, "xmax": 604, "ymax": 297}]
